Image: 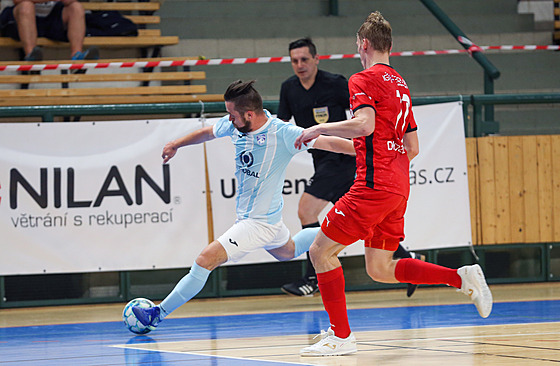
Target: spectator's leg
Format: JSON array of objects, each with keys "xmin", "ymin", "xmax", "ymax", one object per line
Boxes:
[
  {"xmin": 61, "ymin": 1, "xmax": 85, "ymax": 56},
  {"xmin": 13, "ymin": 1, "xmax": 37, "ymax": 56}
]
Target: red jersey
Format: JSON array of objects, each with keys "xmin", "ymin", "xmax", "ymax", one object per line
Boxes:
[{"xmin": 348, "ymin": 63, "xmax": 417, "ymax": 198}]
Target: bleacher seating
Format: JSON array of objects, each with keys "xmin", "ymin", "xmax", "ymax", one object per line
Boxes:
[
  {"xmin": 0, "ymin": 0, "xmax": 178, "ymax": 51},
  {"xmin": 0, "ymin": 1, "xmax": 225, "ymax": 107},
  {"xmin": 0, "ymin": 57, "xmax": 224, "ymax": 106}
]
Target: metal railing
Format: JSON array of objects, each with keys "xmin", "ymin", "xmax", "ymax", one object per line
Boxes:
[
  {"xmin": 471, "ymin": 93, "xmax": 560, "ymax": 136},
  {"xmin": 2, "ymin": 92, "xmax": 559, "ymax": 137}
]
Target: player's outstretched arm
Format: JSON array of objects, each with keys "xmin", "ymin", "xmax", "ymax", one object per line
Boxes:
[
  {"xmin": 313, "ymin": 136, "xmax": 356, "ymax": 156},
  {"xmin": 294, "ymin": 107, "xmax": 375, "ymax": 150},
  {"xmin": 162, "ymin": 125, "xmax": 215, "ymax": 163}
]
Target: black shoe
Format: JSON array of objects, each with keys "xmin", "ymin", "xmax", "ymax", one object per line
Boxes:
[
  {"xmin": 406, "ymin": 252, "xmax": 425, "ymax": 298},
  {"xmin": 406, "ymin": 283, "xmax": 418, "ymax": 298},
  {"xmin": 281, "ymin": 277, "xmax": 318, "ymax": 297},
  {"xmin": 24, "ymin": 46, "xmax": 43, "ymax": 61}
]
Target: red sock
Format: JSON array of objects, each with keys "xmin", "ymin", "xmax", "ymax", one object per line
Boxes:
[
  {"xmin": 395, "ymin": 258, "xmax": 461, "ymax": 288},
  {"xmin": 317, "ymin": 266, "xmax": 351, "ymax": 339}
]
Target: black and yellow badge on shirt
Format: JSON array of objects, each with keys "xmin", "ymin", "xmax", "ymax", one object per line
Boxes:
[{"xmin": 313, "ymin": 106, "xmax": 329, "ymax": 123}]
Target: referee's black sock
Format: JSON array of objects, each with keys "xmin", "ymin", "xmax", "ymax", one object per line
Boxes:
[{"xmin": 302, "ymin": 222, "xmax": 320, "ymax": 280}]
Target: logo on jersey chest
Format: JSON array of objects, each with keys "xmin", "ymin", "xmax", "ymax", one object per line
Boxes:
[
  {"xmin": 239, "ymin": 151, "xmax": 254, "ymax": 167},
  {"xmin": 256, "ymin": 133, "xmax": 267, "ymax": 146},
  {"xmin": 239, "ymin": 151, "xmax": 260, "ymax": 178},
  {"xmin": 313, "ymin": 106, "xmax": 329, "ymax": 124}
]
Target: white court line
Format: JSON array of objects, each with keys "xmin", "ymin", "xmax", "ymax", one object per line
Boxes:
[
  {"xmin": 111, "ymin": 343, "xmax": 315, "ymax": 366},
  {"xmin": 356, "ymin": 323, "xmax": 560, "ymax": 343}
]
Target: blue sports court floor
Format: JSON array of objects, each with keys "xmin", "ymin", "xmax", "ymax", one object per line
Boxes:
[{"xmin": 1, "ymin": 284, "xmax": 560, "ymax": 365}]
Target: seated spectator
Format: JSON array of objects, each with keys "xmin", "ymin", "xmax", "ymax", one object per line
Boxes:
[{"xmin": 0, "ymin": 0, "xmax": 98, "ymax": 61}]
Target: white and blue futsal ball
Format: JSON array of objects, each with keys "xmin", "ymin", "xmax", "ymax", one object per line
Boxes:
[{"xmin": 123, "ymin": 298, "xmax": 156, "ymax": 334}]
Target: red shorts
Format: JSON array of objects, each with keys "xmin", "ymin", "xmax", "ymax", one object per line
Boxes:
[{"xmin": 321, "ymin": 185, "xmax": 407, "ymax": 251}]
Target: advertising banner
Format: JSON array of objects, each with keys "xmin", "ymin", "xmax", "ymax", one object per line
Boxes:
[
  {"xmin": 0, "ymin": 119, "xmax": 208, "ymax": 275},
  {"xmin": 403, "ymin": 101, "xmax": 472, "ymax": 250}
]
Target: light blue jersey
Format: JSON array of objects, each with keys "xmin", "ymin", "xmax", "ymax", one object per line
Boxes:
[{"xmin": 213, "ymin": 110, "xmax": 313, "ymax": 224}]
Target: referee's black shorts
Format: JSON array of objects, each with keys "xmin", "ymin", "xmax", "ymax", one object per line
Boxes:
[{"xmin": 305, "ymin": 153, "xmax": 356, "ymax": 204}]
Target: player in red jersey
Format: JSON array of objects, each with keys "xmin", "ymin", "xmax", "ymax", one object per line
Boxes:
[{"xmin": 295, "ymin": 11, "xmax": 493, "ymax": 357}]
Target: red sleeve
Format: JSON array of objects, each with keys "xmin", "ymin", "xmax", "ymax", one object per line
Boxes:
[
  {"xmin": 406, "ymin": 106, "xmax": 417, "ymax": 132},
  {"xmin": 348, "ymin": 73, "xmax": 376, "ymax": 113}
]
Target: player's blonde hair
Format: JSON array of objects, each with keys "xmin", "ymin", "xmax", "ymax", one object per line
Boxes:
[{"xmin": 357, "ymin": 11, "xmax": 392, "ymax": 53}]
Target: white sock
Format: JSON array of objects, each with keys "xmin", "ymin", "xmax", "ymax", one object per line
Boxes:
[{"xmin": 158, "ymin": 263, "xmax": 211, "ymax": 319}]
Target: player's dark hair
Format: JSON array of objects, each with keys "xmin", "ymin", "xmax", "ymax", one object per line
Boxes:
[
  {"xmin": 357, "ymin": 11, "xmax": 392, "ymax": 53},
  {"xmin": 224, "ymin": 80, "xmax": 263, "ymax": 114},
  {"xmin": 288, "ymin": 37, "xmax": 317, "ymax": 57}
]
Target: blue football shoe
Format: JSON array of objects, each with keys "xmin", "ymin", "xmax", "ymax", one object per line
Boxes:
[{"xmin": 132, "ymin": 305, "xmax": 161, "ymax": 327}]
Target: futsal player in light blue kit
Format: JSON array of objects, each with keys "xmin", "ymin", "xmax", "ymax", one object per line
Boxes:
[{"xmin": 133, "ymin": 80, "xmax": 355, "ymax": 328}]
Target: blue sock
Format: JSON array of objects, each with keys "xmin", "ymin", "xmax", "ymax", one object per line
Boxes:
[
  {"xmin": 293, "ymin": 227, "xmax": 320, "ymax": 258},
  {"xmin": 158, "ymin": 263, "xmax": 211, "ymax": 319}
]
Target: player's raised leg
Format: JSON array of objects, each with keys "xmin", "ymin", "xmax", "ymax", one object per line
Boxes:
[
  {"xmin": 267, "ymin": 227, "xmax": 321, "ymax": 262},
  {"xmin": 393, "ymin": 244, "xmax": 426, "ymax": 297},
  {"xmin": 281, "ymin": 224, "xmax": 321, "ymax": 296},
  {"xmin": 390, "ymin": 252, "xmax": 493, "ymax": 318},
  {"xmin": 132, "ymin": 241, "xmax": 227, "ymax": 328}
]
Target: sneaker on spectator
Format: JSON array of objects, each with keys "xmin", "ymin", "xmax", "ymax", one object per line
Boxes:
[
  {"xmin": 71, "ymin": 46, "xmax": 99, "ymax": 60},
  {"xmin": 24, "ymin": 46, "xmax": 43, "ymax": 61},
  {"xmin": 406, "ymin": 252, "xmax": 426, "ymax": 297},
  {"xmin": 132, "ymin": 305, "xmax": 162, "ymax": 328},
  {"xmin": 281, "ymin": 277, "xmax": 318, "ymax": 297},
  {"xmin": 300, "ymin": 327, "xmax": 357, "ymax": 357},
  {"xmin": 457, "ymin": 264, "xmax": 493, "ymax": 318}
]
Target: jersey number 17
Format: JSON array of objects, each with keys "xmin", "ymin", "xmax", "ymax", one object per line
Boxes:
[{"xmin": 395, "ymin": 90, "xmax": 411, "ymax": 138}]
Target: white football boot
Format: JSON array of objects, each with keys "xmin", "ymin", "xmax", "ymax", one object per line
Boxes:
[
  {"xmin": 457, "ymin": 264, "xmax": 493, "ymax": 318},
  {"xmin": 300, "ymin": 327, "xmax": 357, "ymax": 357}
]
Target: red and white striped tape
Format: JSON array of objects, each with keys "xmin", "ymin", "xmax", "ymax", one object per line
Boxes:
[{"xmin": 0, "ymin": 45, "xmax": 557, "ymax": 72}]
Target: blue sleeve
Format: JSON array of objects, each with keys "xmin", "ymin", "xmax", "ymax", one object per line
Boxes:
[
  {"xmin": 280, "ymin": 122, "xmax": 310, "ymax": 155},
  {"xmin": 213, "ymin": 115, "xmax": 235, "ymax": 138}
]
